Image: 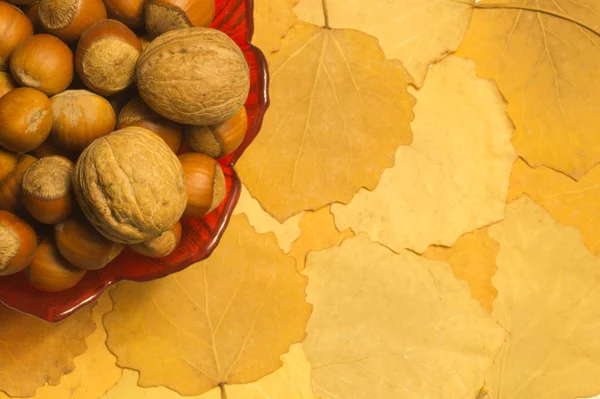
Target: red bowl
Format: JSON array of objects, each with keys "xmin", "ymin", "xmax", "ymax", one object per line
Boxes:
[{"xmin": 0, "ymin": 0, "xmax": 270, "ymax": 322}]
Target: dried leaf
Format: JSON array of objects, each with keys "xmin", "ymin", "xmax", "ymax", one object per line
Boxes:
[
  {"xmin": 424, "ymin": 227, "xmax": 499, "ymax": 313},
  {"xmin": 237, "ymin": 22, "xmax": 415, "ymax": 222},
  {"xmin": 294, "ymin": 0, "xmax": 473, "ymax": 86},
  {"xmin": 253, "ymin": 0, "xmax": 299, "ymax": 54},
  {"xmin": 103, "ymin": 215, "xmax": 312, "ymax": 396},
  {"xmin": 456, "ymin": 0, "xmax": 600, "ymax": 179},
  {"xmin": 303, "ymin": 234, "xmax": 507, "ymax": 399},
  {"xmin": 0, "ymin": 301, "xmax": 95, "ymax": 397},
  {"xmin": 289, "ymin": 206, "xmax": 353, "ymax": 271},
  {"xmin": 0, "ymin": 291, "xmax": 121, "ymax": 399},
  {"xmin": 233, "ymin": 185, "xmax": 303, "ymax": 253},
  {"xmin": 508, "ymin": 157, "xmax": 600, "ymax": 256},
  {"xmin": 100, "ymin": 344, "xmax": 318, "ymax": 399},
  {"xmin": 486, "ymin": 196, "xmax": 600, "ymax": 398},
  {"xmin": 332, "ymin": 55, "xmax": 516, "ymax": 253}
]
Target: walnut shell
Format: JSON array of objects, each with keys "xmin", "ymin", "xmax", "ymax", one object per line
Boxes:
[
  {"xmin": 136, "ymin": 27, "xmax": 250, "ymax": 126},
  {"xmin": 73, "ymin": 126, "xmax": 187, "ymax": 244}
]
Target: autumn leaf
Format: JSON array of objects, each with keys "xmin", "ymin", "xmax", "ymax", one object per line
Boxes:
[
  {"xmin": 253, "ymin": 0, "xmax": 299, "ymax": 54},
  {"xmin": 0, "ymin": 301, "xmax": 95, "ymax": 397},
  {"xmin": 233, "ymin": 185, "xmax": 303, "ymax": 253},
  {"xmin": 457, "ymin": 0, "xmax": 600, "ymax": 179},
  {"xmin": 332, "ymin": 55, "xmax": 516, "ymax": 253},
  {"xmin": 303, "ymin": 234, "xmax": 507, "ymax": 399},
  {"xmin": 103, "ymin": 215, "xmax": 312, "ymax": 396},
  {"xmin": 236, "ymin": 22, "xmax": 415, "ymax": 222},
  {"xmin": 486, "ymin": 196, "xmax": 600, "ymax": 398},
  {"xmin": 100, "ymin": 344, "xmax": 318, "ymax": 399},
  {"xmin": 424, "ymin": 227, "xmax": 499, "ymax": 313},
  {"xmin": 294, "ymin": 0, "xmax": 473, "ymax": 86},
  {"xmin": 289, "ymin": 206, "xmax": 353, "ymax": 270}
]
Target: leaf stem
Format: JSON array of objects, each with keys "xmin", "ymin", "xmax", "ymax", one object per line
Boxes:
[
  {"xmin": 219, "ymin": 383, "xmax": 228, "ymax": 399},
  {"xmin": 322, "ymin": 0, "xmax": 330, "ymax": 29}
]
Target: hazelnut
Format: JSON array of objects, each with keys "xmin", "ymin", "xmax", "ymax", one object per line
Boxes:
[
  {"xmin": 55, "ymin": 217, "xmax": 124, "ymax": 270},
  {"xmin": 0, "ymin": 154, "xmax": 37, "ymax": 212},
  {"xmin": 21, "ymin": 156, "xmax": 75, "ymax": 224},
  {"xmin": 178, "ymin": 152, "xmax": 225, "ymax": 218},
  {"xmin": 37, "ymin": 0, "xmax": 106, "ymax": 42},
  {"xmin": 73, "ymin": 127, "xmax": 187, "ymax": 244},
  {"xmin": 0, "ymin": 1, "xmax": 33, "ymax": 71},
  {"xmin": 24, "ymin": 2, "xmax": 43, "ymax": 33},
  {"xmin": 184, "ymin": 106, "xmax": 247, "ymax": 158},
  {"xmin": 0, "ymin": 148, "xmax": 17, "ymax": 183},
  {"xmin": 145, "ymin": 0, "xmax": 214, "ymax": 37},
  {"xmin": 117, "ymin": 97, "xmax": 182, "ymax": 153},
  {"xmin": 34, "ymin": 139, "xmax": 77, "ymax": 160},
  {"xmin": 27, "ymin": 238, "xmax": 86, "ymax": 292},
  {"xmin": 137, "ymin": 27, "xmax": 250, "ymax": 126},
  {"xmin": 0, "ymin": 210, "xmax": 37, "ymax": 276},
  {"xmin": 51, "ymin": 90, "xmax": 116, "ymax": 151},
  {"xmin": 130, "ymin": 220, "xmax": 182, "ymax": 258},
  {"xmin": 76, "ymin": 19, "xmax": 142, "ymax": 96},
  {"xmin": 104, "ymin": 0, "xmax": 144, "ymax": 28},
  {"xmin": 0, "ymin": 71, "xmax": 16, "ymax": 98},
  {"xmin": 10, "ymin": 34, "xmax": 74, "ymax": 96},
  {"xmin": 0, "ymin": 87, "xmax": 52, "ymax": 153}
]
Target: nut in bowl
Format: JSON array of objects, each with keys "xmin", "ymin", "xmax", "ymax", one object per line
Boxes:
[{"xmin": 0, "ymin": 0, "xmax": 269, "ymax": 322}]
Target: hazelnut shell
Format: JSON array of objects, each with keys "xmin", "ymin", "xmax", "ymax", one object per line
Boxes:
[
  {"xmin": 27, "ymin": 238, "xmax": 86, "ymax": 292},
  {"xmin": 145, "ymin": 0, "xmax": 214, "ymax": 37},
  {"xmin": 0, "ymin": 210, "xmax": 38, "ymax": 276},
  {"xmin": 0, "ymin": 2, "xmax": 33, "ymax": 71}
]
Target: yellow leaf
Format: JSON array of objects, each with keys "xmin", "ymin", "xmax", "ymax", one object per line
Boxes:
[
  {"xmin": 233, "ymin": 185, "xmax": 303, "ymax": 253},
  {"xmin": 0, "ymin": 301, "xmax": 95, "ymax": 397},
  {"xmin": 486, "ymin": 196, "xmax": 600, "ymax": 398},
  {"xmin": 303, "ymin": 234, "xmax": 507, "ymax": 399},
  {"xmin": 332, "ymin": 55, "xmax": 516, "ymax": 253},
  {"xmin": 508, "ymin": 157, "xmax": 600, "ymax": 256},
  {"xmin": 456, "ymin": 0, "xmax": 600, "ymax": 179},
  {"xmin": 424, "ymin": 227, "xmax": 499, "ymax": 313},
  {"xmin": 100, "ymin": 344, "xmax": 318, "ymax": 399},
  {"xmin": 289, "ymin": 206, "xmax": 353, "ymax": 271},
  {"xmin": 0, "ymin": 291, "xmax": 122, "ymax": 399},
  {"xmin": 237, "ymin": 22, "xmax": 415, "ymax": 222},
  {"xmin": 253, "ymin": 0, "xmax": 299, "ymax": 54},
  {"xmin": 294, "ymin": 0, "xmax": 473, "ymax": 86},
  {"xmin": 103, "ymin": 215, "xmax": 312, "ymax": 396}
]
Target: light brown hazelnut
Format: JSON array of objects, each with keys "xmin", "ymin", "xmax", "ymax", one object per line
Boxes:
[
  {"xmin": 117, "ymin": 97, "xmax": 182, "ymax": 153},
  {"xmin": 51, "ymin": 90, "xmax": 116, "ymax": 151},
  {"xmin": 73, "ymin": 127, "xmax": 187, "ymax": 244},
  {"xmin": 21, "ymin": 156, "xmax": 74, "ymax": 224},
  {"xmin": 0, "ymin": 210, "xmax": 37, "ymax": 276},
  {"xmin": 37, "ymin": 0, "xmax": 106, "ymax": 42},
  {"xmin": 104, "ymin": 0, "xmax": 144, "ymax": 28},
  {"xmin": 0, "ymin": 87, "xmax": 52, "ymax": 152},
  {"xmin": 75, "ymin": 19, "xmax": 142, "ymax": 96},
  {"xmin": 137, "ymin": 27, "xmax": 250, "ymax": 126},
  {"xmin": 55, "ymin": 217, "xmax": 124, "ymax": 270},
  {"xmin": 0, "ymin": 154, "xmax": 37, "ymax": 212},
  {"xmin": 0, "ymin": 148, "xmax": 17, "ymax": 183},
  {"xmin": 0, "ymin": 1, "xmax": 33, "ymax": 71},
  {"xmin": 0, "ymin": 72, "xmax": 16, "ymax": 99},
  {"xmin": 130, "ymin": 220, "xmax": 182, "ymax": 258},
  {"xmin": 27, "ymin": 238, "xmax": 86, "ymax": 292},
  {"xmin": 145, "ymin": 0, "xmax": 214, "ymax": 37},
  {"xmin": 184, "ymin": 106, "xmax": 247, "ymax": 159},
  {"xmin": 10, "ymin": 34, "xmax": 74, "ymax": 95},
  {"xmin": 178, "ymin": 152, "xmax": 225, "ymax": 218}
]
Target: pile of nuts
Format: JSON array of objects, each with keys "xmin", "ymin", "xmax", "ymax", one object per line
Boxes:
[{"xmin": 0, "ymin": 0, "xmax": 250, "ymax": 292}]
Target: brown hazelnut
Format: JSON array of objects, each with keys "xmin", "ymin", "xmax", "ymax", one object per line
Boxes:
[
  {"xmin": 130, "ymin": 220, "xmax": 182, "ymax": 258},
  {"xmin": 10, "ymin": 34, "xmax": 74, "ymax": 95},
  {"xmin": 27, "ymin": 238, "xmax": 86, "ymax": 292},
  {"xmin": 34, "ymin": 139, "xmax": 77, "ymax": 160},
  {"xmin": 24, "ymin": 2, "xmax": 43, "ymax": 33},
  {"xmin": 0, "ymin": 148, "xmax": 17, "ymax": 183},
  {"xmin": 37, "ymin": 0, "xmax": 106, "ymax": 42},
  {"xmin": 76, "ymin": 19, "xmax": 142, "ymax": 96},
  {"xmin": 73, "ymin": 127, "xmax": 187, "ymax": 244},
  {"xmin": 178, "ymin": 152, "xmax": 225, "ymax": 218},
  {"xmin": 117, "ymin": 97, "xmax": 182, "ymax": 153},
  {"xmin": 0, "ymin": 72, "xmax": 16, "ymax": 99},
  {"xmin": 21, "ymin": 156, "xmax": 75, "ymax": 224},
  {"xmin": 0, "ymin": 87, "xmax": 52, "ymax": 152},
  {"xmin": 0, "ymin": 1, "xmax": 33, "ymax": 71},
  {"xmin": 0, "ymin": 154, "xmax": 37, "ymax": 212},
  {"xmin": 137, "ymin": 27, "xmax": 250, "ymax": 126},
  {"xmin": 55, "ymin": 217, "xmax": 124, "ymax": 270},
  {"xmin": 51, "ymin": 90, "xmax": 116, "ymax": 151},
  {"xmin": 184, "ymin": 106, "xmax": 247, "ymax": 159},
  {"xmin": 0, "ymin": 210, "xmax": 37, "ymax": 276},
  {"xmin": 145, "ymin": 0, "xmax": 214, "ymax": 37},
  {"xmin": 104, "ymin": 0, "xmax": 144, "ymax": 28}
]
